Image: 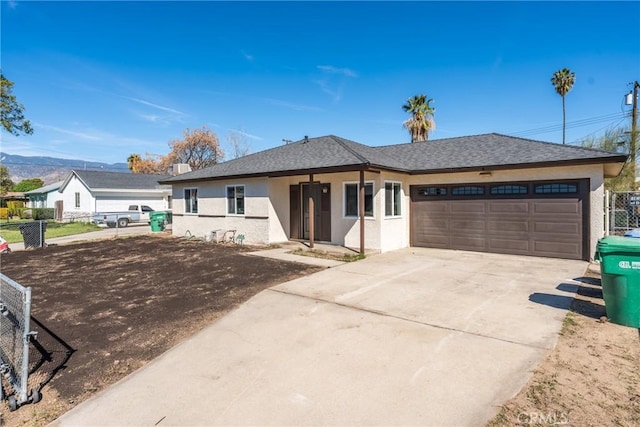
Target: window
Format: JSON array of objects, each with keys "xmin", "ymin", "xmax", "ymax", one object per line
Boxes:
[
  {"xmin": 227, "ymin": 185, "xmax": 245, "ymax": 215},
  {"xmin": 184, "ymin": 188, "xmax": 198, "ymax": 214},
  {"xmin": 451, "ymin": 186, "xmax": 485, "ymax": 196},
  {"xmin": 534, "ymin": 183, "xmax": 578, "ymax": 194},
  {"xmin": 419, "ymin": 187, "xmax": 447, "ymax": 196},
  {"xmin": 490, "ymin": 184, "xmax": 528, "ymax": 195},
  {"xmin": 385, "ymin": 182, "xmax": 402, "ymax": 217},
  {"xmin": 344, "ymin": 182, "xmax": 373, "ymax": 217},
  {"xmin": 74, "ymin": 192, "xmax": 80, "ymax": 208}
]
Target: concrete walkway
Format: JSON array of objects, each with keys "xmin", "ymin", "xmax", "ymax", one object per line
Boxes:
[{"xmin": 52, "ymin": 248, "xmax": 587, "ymax": 426}]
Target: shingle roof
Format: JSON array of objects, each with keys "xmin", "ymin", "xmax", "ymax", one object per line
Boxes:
[
  {"xmin": 24, "ymin": 181, "xmax": 64, "ymax": 195},
  {"xmin": 376, "ymin": 133, "xmax": 626, "ymax": 172},
  {"xmin": 161, "ymin": 133, "xmax": 626, "ymax": 183},
  {"xmin": 61, "ymin": 170, "xmax": 171, "ymax": 191}
]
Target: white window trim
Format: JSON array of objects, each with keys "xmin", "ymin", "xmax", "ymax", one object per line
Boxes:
[
  {"xmin": 343, "ymin": 181, "xmax": 375, "ymax": 219},
  {"xmin": 225, "ymin": 184, "xmax": 246, "ymax": 216},
  {"xmin": 184, "ymin": 187, "xmax": 198, "ymax": 215},
  {"xmin": 74, "ymin": 192, "xmax": 81, "ymax": 209},
  {"xmin": 384, "ymin": 181, "xmax": 403, "ymax": 218}
]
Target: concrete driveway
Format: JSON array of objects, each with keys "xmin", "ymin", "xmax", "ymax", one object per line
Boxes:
[{"xmin": 53, "ymin": 248, "xmax": 587, "ymax": 426}]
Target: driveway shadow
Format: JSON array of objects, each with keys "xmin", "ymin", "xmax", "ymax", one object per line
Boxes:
[
  {"xmin": 573, "ymin": 276, "xmax": 602, "ymax": 287},
  {"xmin": 529, "ymin": 293, "xmax": 574, "ymax": 310}
]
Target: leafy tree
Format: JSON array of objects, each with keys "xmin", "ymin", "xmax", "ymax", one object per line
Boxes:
[
  {"xmin": 12, "ymin": 178, "xmax": 44, "ymax": 192},
  {"xmin": 0, "ymin": 165, "xmax": 14, "ymax": 195},
  {"xmin": 402, "ymin": 94, "xmax": 435, "ymax": 143},
  {"xmin": 128, "ymin": 125, "xmax": 224, "ymax": 174},
  {"xmin": 127, "ymin": 152, "xmax": 168, "ymax": 174},
  {"xmin": 1, "ymin": 73, "xmax": 33, "ymax": 136},
  {"xmin": 580, "ymin": 127, "xmax": 633, "ymax": 191},
  {"xmin": 551, "ymin": 68, "xmax": 576, "ymax": 145}
]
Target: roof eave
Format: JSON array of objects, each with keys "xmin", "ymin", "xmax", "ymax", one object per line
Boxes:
[
  {"xmin": 159, "ymin": 163, "xmax": 412, "ymax": 184},
  {"xmin": 409, "ymin": 156, "xmax": 629, "ymax": 176}
]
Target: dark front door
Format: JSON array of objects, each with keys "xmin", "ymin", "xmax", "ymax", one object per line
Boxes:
[{"xmin": 290, "ymin": 183, "xmax": 331, "ymax": 242}]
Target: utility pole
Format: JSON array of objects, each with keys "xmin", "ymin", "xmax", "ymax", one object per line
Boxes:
[{"xmin": 625, "ymin": 81, "xmax": 639, "ymax": 184}]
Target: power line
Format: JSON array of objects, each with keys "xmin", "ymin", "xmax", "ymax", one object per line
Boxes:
[{"xmin": 511, "ymin": 112, "xmax": 628, "ymax": 137}]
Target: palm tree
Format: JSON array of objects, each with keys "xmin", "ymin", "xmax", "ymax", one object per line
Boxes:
[
  {"xmin": 551, "ymin": 68, "xmax": 576, "ymax": 144},
  {"xmin": 127, "ymin": 153, "xmax": 141, "ymax": 173},
  {"xmin": 402, "ymin": 94, "xmax": 435, "ymax": 143}
]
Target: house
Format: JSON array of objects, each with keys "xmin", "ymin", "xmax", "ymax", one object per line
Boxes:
[
  {"xmin": 58, "ymin": 170, "xmax": 172, "ymax": 221},
  {"xmin": 24, "ymin": 181, "xmax": 64, "ymax": 209},
  {"xmin": 159, "ymin": 133, "xmax": 626, "ymax": 261}
]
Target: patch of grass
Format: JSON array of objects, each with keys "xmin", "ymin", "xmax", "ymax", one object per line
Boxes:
[
  {"xmin": 485, "ymin": 407, "xmax": 509, "ymax": 426},
  {"xmin": 290, "ymin": 248, "xmax": 365, "ymax": 262},
  {"xmin": 560, "ymin": 312, "xmax": 578, "ymax": 336},
  {"xmin": 0, "ymin": 221, "xmax": 102, "ymax": 243}
]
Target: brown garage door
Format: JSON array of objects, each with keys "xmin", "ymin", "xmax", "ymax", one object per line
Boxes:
[{"xmin": 410, "ymin": 180, "xmax": 589, "ymax": 260}]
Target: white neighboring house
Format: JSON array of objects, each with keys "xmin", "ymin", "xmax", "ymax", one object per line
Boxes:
[
  {"xmin": 24, "ymin": 181, "xmax": 64, "ymax": 209},
  {"xmin": 58, "ymin": 170, "xmax": 172, "ymax": 221}
]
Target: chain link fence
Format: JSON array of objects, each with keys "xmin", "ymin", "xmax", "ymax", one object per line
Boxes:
[
  {"xmin": 606, "ymin": 191, "xmax": 640, "ymax": 236},
  {"xmin": 0, "ymin": 273, "xmax": 40, "ymax": 411}
]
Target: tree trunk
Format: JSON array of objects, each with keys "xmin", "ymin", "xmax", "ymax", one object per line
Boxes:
[{"xmin": 562, "ymin": 95, "xmax": 566, "ymax": 145}]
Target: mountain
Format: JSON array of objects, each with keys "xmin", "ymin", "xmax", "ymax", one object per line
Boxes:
[{"xmin": 1, "ymin": 152, "xmax": 130, "ymax": 184}]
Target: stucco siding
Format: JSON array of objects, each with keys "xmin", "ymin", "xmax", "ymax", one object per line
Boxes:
[
  {"xmin": 169, "ymin": 163, "xmax": 606, "ymax": 258},
  {"xmin": 171, "ymin": 179, "xmax": 270, "ymax": 244},
  {"xmin": 378, "ymin": 171, "xmax": 410, "ymax": 252}
]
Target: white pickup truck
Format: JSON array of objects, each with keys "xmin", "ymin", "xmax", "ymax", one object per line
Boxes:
[{"xmin": 92, "ymin": 205, "xmax": 155, "ymax": 228}]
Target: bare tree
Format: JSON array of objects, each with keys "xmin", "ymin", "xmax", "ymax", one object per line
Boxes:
[{"xmin": 227, "ymin": 129, "xmax": 251, "ymax": 159}]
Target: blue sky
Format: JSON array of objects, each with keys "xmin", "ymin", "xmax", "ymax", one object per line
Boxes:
[{"xmin": 1, "ymin": 1, "xmax": 639, "ymax": 165}]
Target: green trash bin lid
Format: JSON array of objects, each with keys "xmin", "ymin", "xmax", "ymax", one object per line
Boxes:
[{"xmin": 597, "ymin": 236, "xmax": 640, "ymax": 253}]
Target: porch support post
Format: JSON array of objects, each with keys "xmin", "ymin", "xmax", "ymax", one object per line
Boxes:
[
  {"xmin": 359, "ymin": 169, "xmax": 365, "ymax": 255},
  {"xmin": 309, "ymin": 173, "xmax": 314, "ymax": 249}
]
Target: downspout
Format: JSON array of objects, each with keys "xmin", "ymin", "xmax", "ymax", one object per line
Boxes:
[
  {"xmin": 309, "ymin": 173, "xmax": 314, "ymax": 249},
  {"xmin": 359, "ymin": 169, "xmax": 365, "ymax": 255}
]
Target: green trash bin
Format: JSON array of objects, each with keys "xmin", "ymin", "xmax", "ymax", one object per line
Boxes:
[
  {"xmin": 149, "ymin": 211, "xmax": 167, "ymax": 232},
  {"xmin": 595, "ymin": 235, "xmax": 640, "ymax": 328}
]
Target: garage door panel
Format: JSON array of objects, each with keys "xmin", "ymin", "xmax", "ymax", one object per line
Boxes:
[
  {"xmin": 420, "ymin": 202, "xmax": 449, "ymax": 213},
  {"xmin": 487, "ymin": 220, "xmax": 529, "ymax": 233},
  {"xmin": 416, "ymin": 234, "xmax": 451, "ymax": 247},
  {"xmin": 533, "ymin": 241, "xmax": 581, "ymax": 258},
  {"xmin": 411, "ymin": 180, "xmax": 587, "ymax": 260},
  {"xmin": 450, "ymin": 236, "xmax": 485, "ymax": 249},
  {"xmin": 488, "ymin": 201, "xmax": 530, "ymax": 214},
  {"xmin": 533, "ymin": 221, "xmax": 580, "ymax": 234},
  {"xmin": 533, "ymin": 200, "xmax": 580, "ymax": 215},
  {"xmin": 450, "ymin": 219, "xmax": 485, "ymax": 232},
  {"xmin": 450, "ymin": 202, "xmax": 485, "ymax": 213},
  {"xmin": 489, "ymin": 238, "xmax": 530, "ymax": 252},
  {"xmin": 417, "ymin": 217, "xmax": 449, "ymax": 230}
]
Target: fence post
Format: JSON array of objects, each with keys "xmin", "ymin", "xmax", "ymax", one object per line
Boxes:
[{"xmin": 605, "ymin": 189, "xmax": 610, "ymax": 236}]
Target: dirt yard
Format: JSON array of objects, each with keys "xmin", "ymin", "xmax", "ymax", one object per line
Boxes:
[
  {"xmin": 488, "ymin": 263, "xmax": 640, "ymax": 426},
  {"xmin": 0, "ymin": 235, "xmax": 321, "ymax": 426}
]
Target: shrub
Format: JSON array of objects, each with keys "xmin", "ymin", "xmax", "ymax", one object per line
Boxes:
[
  {"xmin": 0, "ymin": 208, "xmax": 8, "ymax": 220},
  {"xmin": 6, "ymin": 200, "xmax": 25, "ymax": 217},
  {"xmin": 32, "ymin": 208, "xmax": 54, "ymax": 220}
]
